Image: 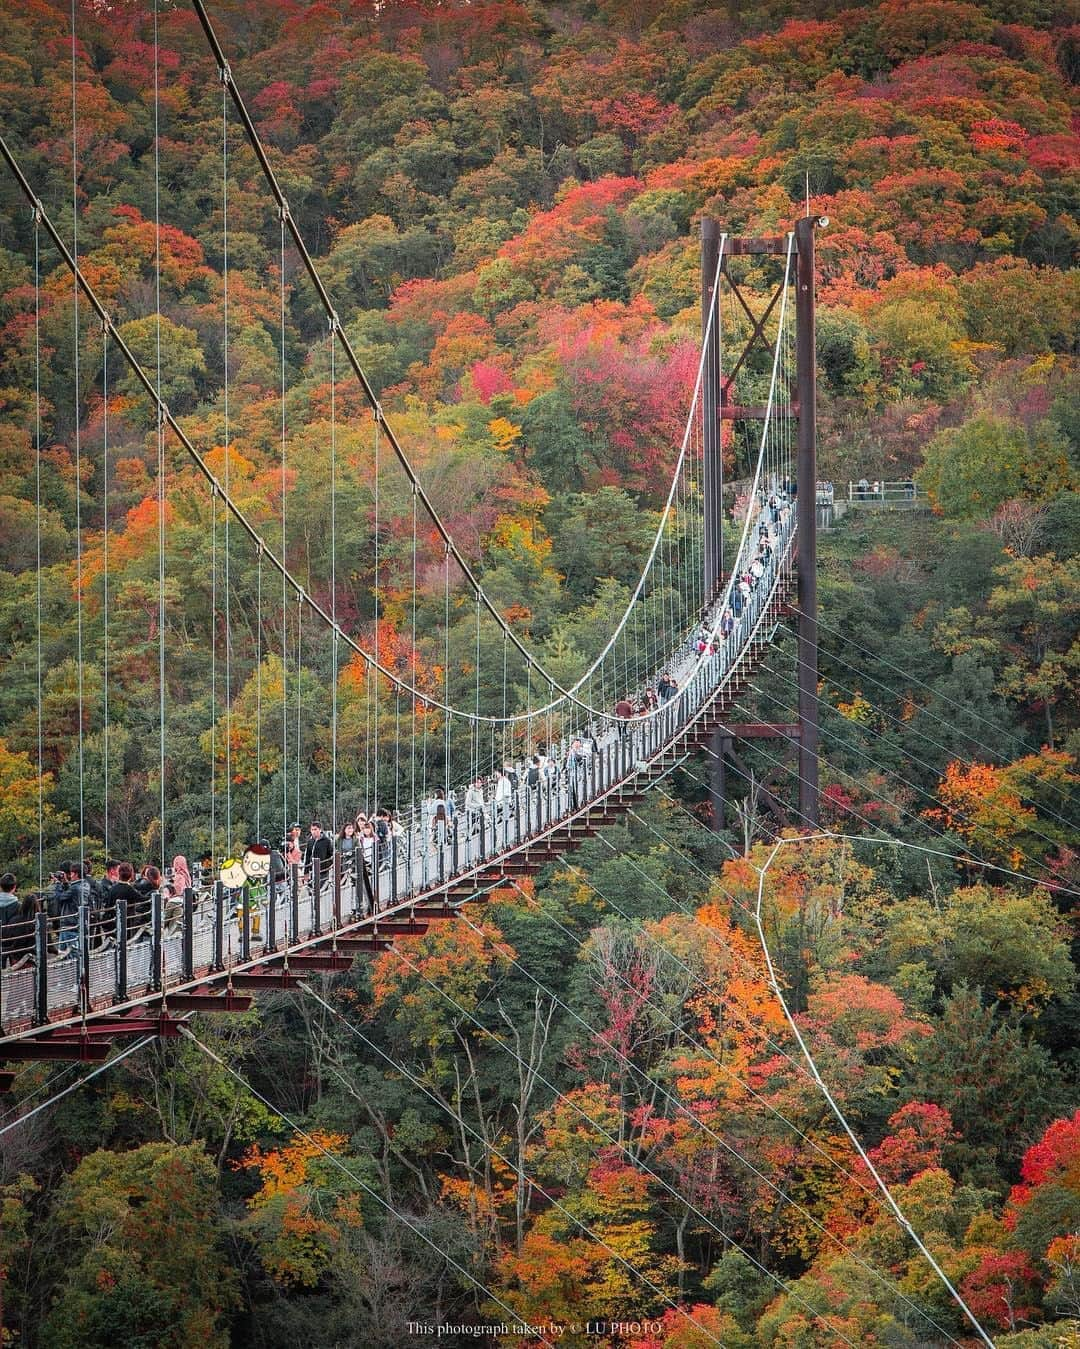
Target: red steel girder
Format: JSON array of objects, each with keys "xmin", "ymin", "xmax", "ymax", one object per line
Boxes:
[
  {"xmin": 3, "ymin": 1038, "xmax": 111, "ymax": 1062},
  {"xmin": 46, "ymin": 1014, "xmax": 186, "ymax": 1040},
  {"xmin": 272, "ymin": 954, "xmax": 355, "ymax": 972},
  {"xmin": 370, "ymin": 921, "xmax": 430, "ymax": 937},
  {"xmin": 230, "ymin": 971, "xmax": 306, "ymax": 989},
  {"xmin": 163, "ymin": 991, "xmax": 254, "ymax": 1013}
]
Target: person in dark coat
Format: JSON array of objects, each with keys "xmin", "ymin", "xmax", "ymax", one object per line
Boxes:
[{"xmin": 304, "ymin": 821, "xmax": 334, "ymax": 880}]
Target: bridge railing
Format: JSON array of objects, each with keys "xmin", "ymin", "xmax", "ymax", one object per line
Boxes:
[
  {"xmin": 1, "ymin": 502, "xmax": 794, "ymax": 1034},
  {"xmin": 847, "ymin": 480, "xmax": 919, "ymax": 506}
]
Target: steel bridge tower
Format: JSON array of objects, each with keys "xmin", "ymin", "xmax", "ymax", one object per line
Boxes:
[{"xmin": 701, "ymin": 217, "xmax": 821, "ymax": 829}]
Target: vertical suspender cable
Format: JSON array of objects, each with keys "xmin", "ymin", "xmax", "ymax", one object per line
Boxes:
[
  {"xmin": 526, "ymin": 658, "xmax": 532, "ymax": 764},
  {"xmin": 153, "ymin": 0, "xmax": 167, "ymax": 868},
  {"xmin": 221, "ymin": 74, "xmax": 232, "ymax": 856},
  {"xmin": 410, "ymin": 488, "xmax": 418, "ymax": 815},
  {"xmin": 295, "ymin": 588, "xmax": 302, "ymax": 822},
  {"xmin": 211, "ymin": 481, "xmax": 217, "ymax": 858},
  {"xmin": 372, "ymin": 410, "xmax": 380, "ymax": 808},
  {"xmin": 70, "ymin": 2, "xmax": 86, "ymax": 874},
  {"xmin": 255, "ymin": 547, "xmax": 263, "ymax": 840},
  {"xmin": 717, "ymin": 258, "xmax": 724, "ymax": 595},
  {"xmin": 101, "ymin": 326, "xmax": 110, "ymax": 857},
  {"xmin": 279, "ymin": 213, "xmax": 288, "ymax": 839},
  {"xmin": 394, "ymin": 686, "xmax": 402, "ymax": 818},
  {"xmin": 365, "ymin": 662, "xmax": 373, "ymax": 817},
  {"xmin": 501, "ymin": 628, "xmax": 508, "ymax": 770},
  {"xmin": 330, "ymin": 322, "xmax": 338, "ymax": 834},
  {"xmin": 33, "ymin": 210, "xmax": 43, "ymax": 891},
  {"xmin": 443, "ymin": 549, "xmax": 451, "ymax": 800},
  {"xmin": 474, "ymin": 592, "xmax": 481, "ymax": 783}
]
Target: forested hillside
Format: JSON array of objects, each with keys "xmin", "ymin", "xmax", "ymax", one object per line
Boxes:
[{"xmin": 0, "ymin": 0, "xmax": 1078, "ymax": 1344}]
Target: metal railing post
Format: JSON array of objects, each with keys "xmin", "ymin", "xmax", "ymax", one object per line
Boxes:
[
  {"xmin": 267, "ymin": 873, "xmax": 278, "ymax": 952},
  {"xmin": 290, "ymin": 864, "xmax": 300, "ymax": 943},
  {"xmin": 150, "ymin": 893, "xmax": 162, "ymax": 992},
  {"xmin": 240, "ymin": 883, "xmax": 252, "ymax": 961},
  {"xmin": 352, "ymin": 848, "xmax": 363, "ymax": 919},
  {"xmin": 182, "ymin": 887, "xmax": 194, "ymax": 980},
  {"xmin": 34, "ymin": 912, "xmax": 49, "ymax": 1025},
  {"xmin": 115, "ymin": 900, "xmax": 128, "ymax": 1003},
  {"xmin": 311, "ymin": 860, "xmax": 323, "ymax": 937},
  {"xmin": 212, "ymin": 882, "xmax": 225, "ymax": 971},
  {"xmin": 78, "ymin": 904, "xmax": 90, "ymax": 1013}
]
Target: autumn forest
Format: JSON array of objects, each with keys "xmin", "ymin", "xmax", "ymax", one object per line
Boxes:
[{"xmin": 0, "ymin": 0, "xmax": 1079, "ymax": 1344}]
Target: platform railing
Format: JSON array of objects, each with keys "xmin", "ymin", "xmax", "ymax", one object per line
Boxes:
[{"xmin": 847, "ymin": 479, "xmax": 919, "ymax": 506}]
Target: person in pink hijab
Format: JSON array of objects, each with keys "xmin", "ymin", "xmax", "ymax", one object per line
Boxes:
[{"xmin": 169, "ymin": 855, "xmax": 193, "ymax": 897}]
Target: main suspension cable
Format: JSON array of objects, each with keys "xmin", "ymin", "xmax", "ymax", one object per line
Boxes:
[
  {"xmin": 753, "ymin": 837, "xmax": 996, "ymax": 1348},
  {"xmin": 502, "ymin": 874, "xmax": 963, "ymax": 1346}
]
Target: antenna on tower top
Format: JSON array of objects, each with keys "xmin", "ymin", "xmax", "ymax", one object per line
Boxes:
[{"xmin": 805, "ymin": 169, "xmax": 810, "ymax": 218}]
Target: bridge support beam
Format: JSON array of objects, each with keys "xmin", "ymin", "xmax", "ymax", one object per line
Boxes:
[
  {"xmin": 699, "ymin": 219, "xmax": 821, "ymax": 830},
  {"xmin": 794, "ymin": 216, "xmax": 819, "ymax": 827},
  {"xmin": 701, "ymin": 219, "xmax": 723, "ymax": 599}
]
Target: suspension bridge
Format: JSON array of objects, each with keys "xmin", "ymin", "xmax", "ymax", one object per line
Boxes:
[
  {"xmin": 0, "ymin": 0, "xmax": 829, "ymax": 1069},
  {"xmin": 6, "ymin": 8, "xmax": 1067, "ymax": 1344}
]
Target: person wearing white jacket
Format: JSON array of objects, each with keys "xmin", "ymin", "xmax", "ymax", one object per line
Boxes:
[
  {"xmin": 464, "ymin": 780, "xmax": 485, "ymax": 836},
  {"xmin": 493, "ymin": 769, "xmax": 513, "ymax": 843}
]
